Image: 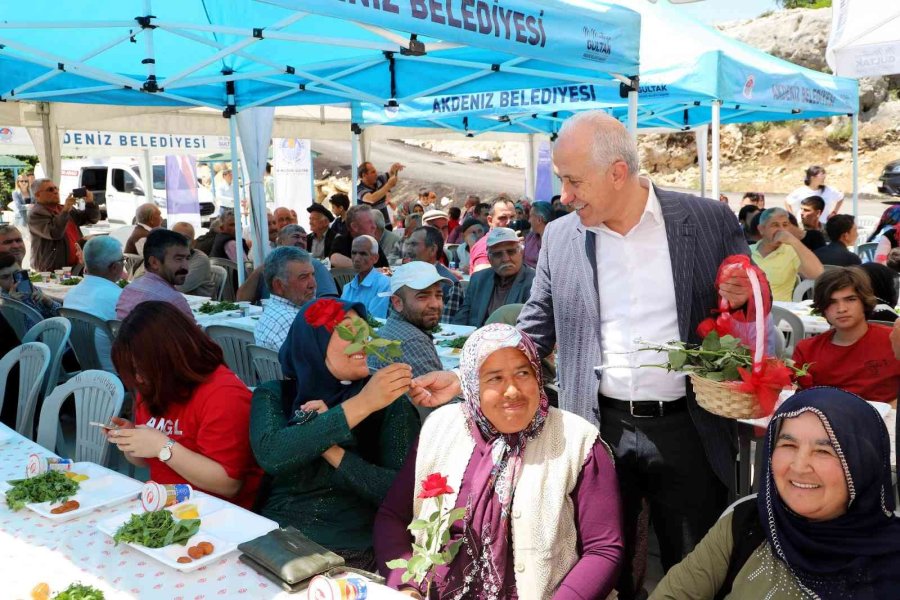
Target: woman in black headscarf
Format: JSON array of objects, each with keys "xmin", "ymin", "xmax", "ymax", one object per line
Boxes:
[
  {"xmin": 651, "ymin": 387, "xmax": 900, "ymax": 599},
  {"xmin": 249, "ymin": 298, "xmax": 419, "ymax": 569}
]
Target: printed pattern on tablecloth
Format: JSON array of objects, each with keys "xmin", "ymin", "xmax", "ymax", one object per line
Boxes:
[{"xmin": 0, "ymin": 424, "xmax": 285, "ymax": 600}]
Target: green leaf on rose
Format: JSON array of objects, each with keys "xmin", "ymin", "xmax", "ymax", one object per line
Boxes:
[
  {"xmin": 407, "ymin": 519, "xmax": 430, "ymax": 531},
  {"xmin": 447, "ymin": 507, "xmax": 467, "ymax": 523},
  {"xmin": 701, "ymin": 332, "xmax": 721, "ymax": 352},
  {"xmin": 386, "ymin": 559, "xmax": 408, "ymax": 570},
  {"xmin": 336, "ymin": 324, "xmax": 355, "ymax": 342},
  {"xmin": 667, "ymin": 350, "xmax": 687, "ymax": 371}
]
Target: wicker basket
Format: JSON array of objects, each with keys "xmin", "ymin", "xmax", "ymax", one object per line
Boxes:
[{"xmin": 689, "ymin": 373, "xmax": 763, "ymax": 419}]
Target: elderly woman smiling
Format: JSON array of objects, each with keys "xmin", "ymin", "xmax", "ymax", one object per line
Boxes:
[
  {"xmin": 651, "ymin": 387, "xmax": 900, "ymax": 599},
  {"xmin": 375, "ymin": 324, "xmax": 623, "ymax": 599}
]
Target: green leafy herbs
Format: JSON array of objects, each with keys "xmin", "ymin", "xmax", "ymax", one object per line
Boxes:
[
  {"xmin": 116, "ymin": 279, "xmax": 129, "ymax": 288},
  {"xmin": 59, "ymin": 277, "xmax": 83, "ymax": 286},
  {"xmin": 335, "ymin": 318, "xmax": 402, "ymax": 363},
  {"xmin": 430, "ymin": 323, "xmax": 443, "ymax": 334},
  {"xmin": 438, "ymin": 336, "xmax": 469, "ymax": 349},
  {"xmin": 5, "ymin": 470, "xmax": 79, "ymax": 511},
  {"xmin": 641, "ymin": 332, "xmax": 809, "ymax": 382},
  {"xmin": 29, "ymin": 273, "xmax": 44, "ymax": 282},
  {"xmin": 197, "ymin": 301, "xmax": 239, "ymax": 314},
  {"xmin": 52, "ymin": 583, "xmax": 105, "ymax": 600},
  {"xmin": 112, "ymin": 509, "xmax": 201, "ymax": 549},
  {"xmin": 365, "ymin": 313, "xmax": 382, "ymax": 330}
]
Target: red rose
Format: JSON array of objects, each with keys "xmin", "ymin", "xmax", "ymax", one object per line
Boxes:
[
  {"xmin": 697, "ymin": 318, "xmax": 717, "ymax": 339},
  {"xmin": 418, "ymin": 473, "xmax": 454, "ymax": 499},
  {"xmin": 305, "ymin": 298, "xmax": 346, "ymax": 332}
]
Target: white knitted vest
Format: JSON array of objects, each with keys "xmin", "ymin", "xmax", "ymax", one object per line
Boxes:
[{"xmin": 412, "ymin": 404, "xmax": 600, "ymax": 600}]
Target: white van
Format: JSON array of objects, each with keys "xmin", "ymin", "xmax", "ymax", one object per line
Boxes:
[{"xmin": 36, "ymin": 157, "xmax": 215, "ymax": 225}]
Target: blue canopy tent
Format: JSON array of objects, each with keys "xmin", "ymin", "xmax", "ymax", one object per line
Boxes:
[
  {"xmin": 0, "ymin": 0, "xmax": 640, "ymax": 279},
  {"xmin": 360, "ymin": 0, "xmax": 860, "ymax": 207}
]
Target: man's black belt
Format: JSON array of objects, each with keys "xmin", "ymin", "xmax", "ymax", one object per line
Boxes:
[{"xmin": 599, "ymin": 394, "xmax": 687, "ymax": 418}]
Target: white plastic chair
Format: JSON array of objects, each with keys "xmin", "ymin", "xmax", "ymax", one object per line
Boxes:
[
  {"xmin": 36, "ymin": 370, "xmax": 125, "ymax": 465},
  {"xmin": 0, "ymin": 342, "xmax": 51, "ymax": 439},
  {"xmin": 206, "ymin": 325, "xmax": 257, "ymax": 387},
  {"xmin": 209, "ymin": 264, "xmax": 228, "ymax": 301},
  {"xmin": 792, "ymin": 279, "xmax": 815, "ymax": 303},
  {"xmin": 248, "ymin": 344, "xmax": 284, "ymax": 382},
  {"xmin": 0, "ymin": 296, "xmax": 44, "ymax": 340},
  {"xmin": 22, "ymin": 317, "xmax": 71, "ymax": 397},
  {"xmin": 59, "ymin": 308, "xmax": 116, "ymax": 372},
  {"xmin": 209, "ymin": 258, "xmax": 237, "ymax": 301},
  {"xmin": 770, "ymin": 305, "xmax": 806, "ymax": 358}
]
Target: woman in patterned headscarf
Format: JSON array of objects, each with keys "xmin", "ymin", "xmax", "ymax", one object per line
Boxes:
[
  {"xmin": 375, "ymin": 323, "xmax": 623, "ymax": 599},
  {"xmin": 651, "ymin": 387, "xmax": 900, "ymax": 600}
]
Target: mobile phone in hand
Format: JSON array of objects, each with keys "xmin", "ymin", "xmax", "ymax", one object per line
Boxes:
[
  {"xmin": 13, "ymin": 270, "xmax": 33, "ymax": 296},
  {"xmin": 72, "ymin": 187, "xmax": 87, "ymax": 199}
]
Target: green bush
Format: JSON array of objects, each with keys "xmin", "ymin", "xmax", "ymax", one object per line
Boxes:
[
  {"xmin": 776, "ymin": 0, "xmax": 831, "ymax": 7},
  {"xmin": 827, "ymin": 122, "xmax": 853, "ymax": 144}
]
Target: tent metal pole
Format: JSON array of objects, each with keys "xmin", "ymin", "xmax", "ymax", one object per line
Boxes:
[
  {"xmin": 351, "ymin": 127, "xmax": 360, "ymax": 205},
  {"xmin": 141, "ymin": 149, "xmax": 154, "ymax": 206},
  {"xmin": 851, "ymin": 112, "xmax": 859, "ymax": 219},
  {"xmin": 711, "ymin": 100, "xmax": 721, "ymax": 201},
  {"xmin": 525, "ymin": 134, "xmax": 536, "ymax": 199},
  {"xmin": 627, "ymin": 90, "xmax": 638, "ymax": 138},
  {"xmin": 696, "ymin": 126, "xmax": 708, "ymax": 198},
  {"xmin": 228, "ymin": 116, "xmax": 246, "ymax": 286}
]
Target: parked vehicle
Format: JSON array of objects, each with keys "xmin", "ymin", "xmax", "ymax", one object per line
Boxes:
[
  {"xmin": 36, "ymin": 157, "xmax": 215, "ymax": 225},
  {"xmin": 877, "ymin": 159, "xmax": 900, "ymax": 196}
]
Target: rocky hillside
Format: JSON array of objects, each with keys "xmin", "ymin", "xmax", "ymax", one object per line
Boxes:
[{"xmin": 405, "ymin": 7, "xmax": 900, "ymax": 197}]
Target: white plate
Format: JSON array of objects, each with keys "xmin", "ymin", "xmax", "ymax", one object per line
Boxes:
[
  {"xmin": 436, "ymin": 345, "xmax": 463, "ymax": 358},
  {"xmin": 1, "ymin": 462, "xmax": 142, "ymax": 522},
  {"xmin": 97, "ymin": 494, "xmax": 278, "ymax": 572},
  {"xmin": 434, "ymin": 324, "xmax": 475, "ymax": 338}
]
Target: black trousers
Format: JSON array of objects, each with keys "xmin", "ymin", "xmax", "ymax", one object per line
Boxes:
[{"xmin": 600, "ymin": 401, "xmax": 727, "ymax": 599}]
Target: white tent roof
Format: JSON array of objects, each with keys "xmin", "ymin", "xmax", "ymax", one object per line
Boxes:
[{"xmin": 827, "ymin": 0, "xmax": 900, "ymax": 78}]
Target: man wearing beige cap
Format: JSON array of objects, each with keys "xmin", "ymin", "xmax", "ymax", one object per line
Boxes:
[
  {"xmin": 453, "ymin": 227, "xmax": 534, "ymax": 327},
  {"xmin": 422, "ymin": 209, "xmax": 450, "ymax": 241}
]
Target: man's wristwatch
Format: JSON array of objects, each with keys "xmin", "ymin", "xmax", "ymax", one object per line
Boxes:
[{"xmin": 158, "ymin": 439, "xmax": 175, "ymax": 462}]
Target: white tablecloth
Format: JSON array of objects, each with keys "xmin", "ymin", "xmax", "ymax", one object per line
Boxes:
[
  {"xmin": 773, "ymin": 300, "xmax": 830, "ymax": 336},
  {"xmin": 0, "ymin": 423, "xmax": 404, "ymax": 600}
]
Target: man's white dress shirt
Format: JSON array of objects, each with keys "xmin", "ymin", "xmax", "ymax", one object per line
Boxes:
[{"xmin": 592, "ymin": 179, "xmax": 685, "ymax": 402}]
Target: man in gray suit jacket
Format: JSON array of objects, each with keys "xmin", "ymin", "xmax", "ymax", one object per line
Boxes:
[
  {"xmin": 453, "ymin": 227, "xmax": 535, "ymax": 327},
  {"xmin": 409, "ymin": 112, "xmax": 757, "ymax": 600}
]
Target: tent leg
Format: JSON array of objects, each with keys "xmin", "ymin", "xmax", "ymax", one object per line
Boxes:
[
  {"xmin": 696, "ymin": 126, "xmax": 708, "ymax": 198},
  {"xmin": 351, "ymin": 127, "xmax": 361, "ymax": 205},
  {"xmin": 228, "ymin": 116, "xmax": 245, "ymax": 287},
  {"xmin": 525, "ymin": 134, "xmax": 536, "ymax": 200},
  {"xmin": 851, "ymin": 112, "xmax": 859, "ymax": 219},
  {"xmin": 627, "ymin": 90, "xmax": 638, "ymax": 139},
  {"xmin": 141, "ymin": 149, "xmax": 154, "ymax": 202},
  {"xmin": 711, "ymin": 100, "xmax": 721, "ymax": 201}
]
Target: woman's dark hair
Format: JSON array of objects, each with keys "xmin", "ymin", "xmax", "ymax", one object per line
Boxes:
[
  {"xmin": 329, "ymin": 193, "xmax": 350, "ymax": 211},
  {"xmin": 804, "ymin": 165, "xmax": 826, "ymax": 188},
  {"xmin": 811, "ymin": 267, "xmax": 877, "ymax": 317},
  {"xmin": 825, "ymin": 214, "xmax": 855, "ymax": 242},
  {"xmin": 749, "ymin": 211, "xmax": 763, "ymax": 236},
  {"xmin": 448, "ymin": 206, "xmax": 461, "ymax": 220},
  {"xmin": 859, "ymin": 263, "xmax": 899, "ymax": 307},
  {"xmin": 112, "ymin": 301, "xmax": 225, "ymax": 417},
  {"xmin": 741, "ymin": 192, "xmax": 765, "ymax": 204}
]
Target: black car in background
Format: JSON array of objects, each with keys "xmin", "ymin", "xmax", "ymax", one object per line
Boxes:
[{"xmin": 878, "ymin": 159, "xmax": 900, "ymax": 196}]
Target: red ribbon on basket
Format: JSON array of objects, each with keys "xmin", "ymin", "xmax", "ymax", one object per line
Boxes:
[
  {"xmin": 697, "ymin": 255, "xmax": 791, "ymax": 417},
  {"xmin": 737, "ymin": 359, "xmax": 793, "ymax": 417}
]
